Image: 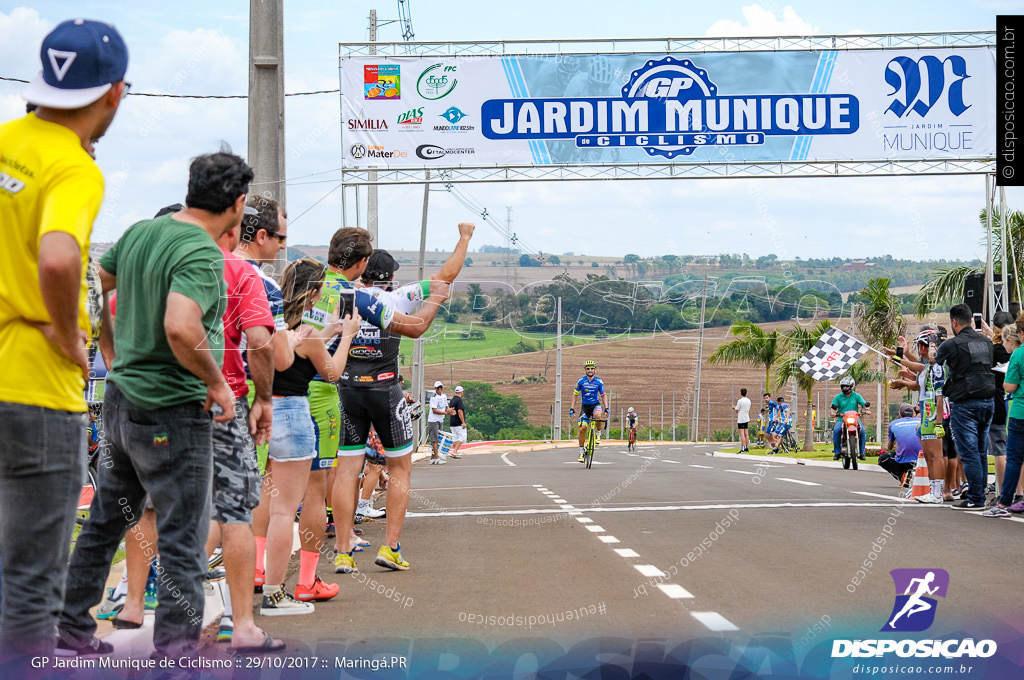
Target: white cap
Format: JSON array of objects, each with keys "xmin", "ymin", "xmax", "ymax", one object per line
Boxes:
[
  {"xmin": 455, "ymin": 385, "xmax": 464, "ymax": 393},
  {"xmin": 433, "ymin": 380, "xmax": 443, "ymax": 388}
]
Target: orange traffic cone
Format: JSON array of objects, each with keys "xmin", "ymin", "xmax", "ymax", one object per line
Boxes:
[{"xmin": 909, "ymin": 450, "xmax": 930, "ymax": 500}]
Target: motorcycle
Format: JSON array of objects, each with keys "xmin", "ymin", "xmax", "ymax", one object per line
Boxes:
[{"xmin": 839, "ymin": 410, "xmax": 861, "ymax": 470}]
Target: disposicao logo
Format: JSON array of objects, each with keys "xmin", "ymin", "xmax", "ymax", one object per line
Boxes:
[
  {"xmin": 482, "ymin": 56, "xmax": 859, "ymax": 158},
  {"xmin": 831, "ymin": 568, "xmax": 997, "ymax": 660},
  {"xmin": 882, "ymin": 568, "xmax": 948, "ymax": 633}
]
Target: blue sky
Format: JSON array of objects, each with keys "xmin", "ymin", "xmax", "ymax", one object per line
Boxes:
[{"xmin": 1, "ymin": 1, "xmax": 1020, "ymax": 261}]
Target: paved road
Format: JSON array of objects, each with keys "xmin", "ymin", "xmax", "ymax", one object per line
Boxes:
[{"xmin": 233, "ymin": 443, "xmax": 1016, "ymax": 647}]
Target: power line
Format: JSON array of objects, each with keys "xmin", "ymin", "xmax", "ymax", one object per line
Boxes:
[{"xmin": 0, "ymin": 75, "xmax": 337, "ymax": 98}]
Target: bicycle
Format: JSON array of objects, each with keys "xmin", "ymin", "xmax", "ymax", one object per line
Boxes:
[
  {"xmin": 627, "ymin": 427, "xmax": 637, "ymax": 452},
  {"xmin": 777, "ymin": 426, "xmax": 798, "ymax": 455},
  {"xmin": 570, "ymin": 410, "xmax": 600, "ymax": 469}
]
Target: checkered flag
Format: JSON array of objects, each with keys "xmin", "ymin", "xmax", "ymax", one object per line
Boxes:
[{"xmin": 797, "ymin": 327, "xmax": 870, "ymax": 382}]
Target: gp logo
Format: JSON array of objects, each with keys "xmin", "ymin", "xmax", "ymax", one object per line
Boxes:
[{"xmin": 884, "ymin": 55, "xmax": 970, "ymax": 118}]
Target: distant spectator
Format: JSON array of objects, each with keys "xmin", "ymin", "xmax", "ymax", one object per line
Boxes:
[
  {"xmin": 449, "ymin": 386, "xmax": 467, "ymax": 458},
  {"xmin": 429, "ymin": 382, "xmax": 450, "ymax": 463},
  {"xmin": 734, "ymin": 388, "xmax": 751, "ymax": 453}
]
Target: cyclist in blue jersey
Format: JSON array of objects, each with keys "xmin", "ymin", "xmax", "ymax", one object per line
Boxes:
[{"xmin": 568, "ymin": 360, "xmax": 609, "ymax": 462}]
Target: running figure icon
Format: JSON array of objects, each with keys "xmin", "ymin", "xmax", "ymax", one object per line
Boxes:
[{"xmin": 881, "ymin": 568, "xmax": 949, "ymax": 632}]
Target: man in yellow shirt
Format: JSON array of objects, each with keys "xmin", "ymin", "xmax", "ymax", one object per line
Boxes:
[{"xmin": 0, "ymin": 19, "xmax": 128, "ymax": 660}]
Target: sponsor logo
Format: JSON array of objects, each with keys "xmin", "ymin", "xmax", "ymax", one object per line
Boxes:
[
  {"xmin": 350, "ymin": 145, "xmax": 408, "ymax": 160},
  {"xmin": 885, "ymin": 56, "xmax": 970, "ymax": 119},
  {"xmin": 348, "ymin": 118, "xmax": 389, "ymax": 131},
  {"xmin": 434, "ymin": 106, "xmax": 475, "ymax": 133},
  {"xmin": 364, "ymin": 64, "xmax": 400, "ymax": 100},
  {"xmin": 831, "ymin": 569, "xmax": 997, "ymax": 660},
  {"xmin": 356, "ymin": 375, "xmax": 376, "ymax": 382},
  {"xmin": 415, "ymin": 144, "xmax": 475, "ymax": 160},
  {"xmin": 0, "ymin": 171, "xmax": 26, "ymax": 195},
  {"xmin": 376, "ymin": 372, "xmax": 396, "ymax": 382},
  {"xmin": 397, "ymin": 107, "xmax": 424, "ymax": 128},
  {"xmin": 350, "ymin": 346, "xmax": 384, "ymax": 360},
  {"xmin": 153, "ymin": 434, "xmax": 169, "ymax": 446},
  {"xmin": 417, "ymin": 63, "xmax": 457, "ymax": 100},
  {"xmin": 482, "ymin": 56, "xmax": 859, "ymax": 158},
  {"xmin": 881, "ymin": 55, "xmax": 976, "ymax": 154}
]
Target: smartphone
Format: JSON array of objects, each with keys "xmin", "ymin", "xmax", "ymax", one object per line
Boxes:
[
  {"xmin": 895, "ymin": 346, "xmax": 904, "ymax": 359},
  {"xmin": 974, "ymin": 313, "xmax": 983, "ymax": 330},
  {"xmin": 338, "ymin": 287, "xmax": 355, "ymax": 319}
]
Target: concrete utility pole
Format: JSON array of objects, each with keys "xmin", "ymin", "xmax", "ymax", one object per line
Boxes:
[
  {"xmin": 367, "ymin": 10, "xmax": 379, "ymax": 244},
  {"xmin": 248, "ymin": 0, "xmax": 287, "ymax": 275},
  {"xmin": 554, "ymin": 297, "xmax": 562, "ymax": 440}
]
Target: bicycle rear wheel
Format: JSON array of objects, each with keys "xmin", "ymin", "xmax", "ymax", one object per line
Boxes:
[{"xmin": 585, "ymin": 425, "xmax": 595, "ymax": 469}]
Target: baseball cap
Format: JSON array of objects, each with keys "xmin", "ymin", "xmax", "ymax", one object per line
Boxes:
[
  {"xmin": 455, "ymin": 385, "xmax": 464, "ymax": 393},
  {"xmin": 433, "ymin": 380, "xmax": 443, "ymax": 388},
  {"xmin": 898, "ymin": 403, "xmax": 914, "ymax": 418},
  {"xmin": 23, "ymin": 19, "xmax": 128, "ymax": 109},
  {"xmin": 363, "ymin": 250, "xmax": 400, "ymax": 283}
]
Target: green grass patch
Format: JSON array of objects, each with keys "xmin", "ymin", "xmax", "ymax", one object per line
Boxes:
[{"xmin": 399, "ymin": 322, "xmax": 594, "ymax": 365}]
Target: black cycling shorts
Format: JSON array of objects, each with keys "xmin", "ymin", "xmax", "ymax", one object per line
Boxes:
[
  {"xmin": 580, "ymin": 403, "xmax": 603, "ymax": 421},
  {"xmin": 737, "ymin": 422, "xmax": 749, "ymax": 430},
  {"xmin": 338, "ymin": 383, "xmax": 414, "ymax": 457}
]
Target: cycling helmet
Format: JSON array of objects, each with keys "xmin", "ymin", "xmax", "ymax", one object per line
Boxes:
[
  {"xmin": 583, "ymin": 360, "xmax": 597, "ymax": 369},
  {"xmin": 916, "ymin": 329, "xmax": 938, "ymax": 346},
  {"xmin": 627, "ymin": 407, "xmax": 635, "ymax": 413},
  {"xmin": 840, "ymin": 376, "xmax": 855, "ymax": 393}
]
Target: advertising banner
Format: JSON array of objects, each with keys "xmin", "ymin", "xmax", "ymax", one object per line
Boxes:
[{"xmin": 340, "ymin": 47, "xmax": 995, "ymax": 167}]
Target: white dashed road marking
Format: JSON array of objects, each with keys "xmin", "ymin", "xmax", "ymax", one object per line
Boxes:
[
  {"xmin": 657, "ymin": 584, "xmax": 694, "ymax": 599},
  {"xmin": 776, "ymin": 477, "xmax": 821, "ymax": 486},
  {"xmin": 614, "ymin": 548, "xmax": 640, "ymax": 558},
  {"xmin": 691, "ymin": 611, "xmax": 739, "ymax": 632},
  {"xmin": 633, "ymin": 564, "xmax": 666, "ymax": 578}
]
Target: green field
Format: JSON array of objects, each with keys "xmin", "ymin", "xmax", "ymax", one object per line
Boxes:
[{"xmin": 398, "ymin": 322, "xmax": 591, "ymax": 365}]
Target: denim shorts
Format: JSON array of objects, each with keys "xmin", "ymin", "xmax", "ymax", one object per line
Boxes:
[{"xmin": 269, "ymin": 396, "xmax": 316, "ymax": 462}]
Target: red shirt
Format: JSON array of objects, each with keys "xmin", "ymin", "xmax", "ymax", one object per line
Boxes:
[{"xmin": 221, "ymin": 248, "xmax": 274, "ymax": 397}]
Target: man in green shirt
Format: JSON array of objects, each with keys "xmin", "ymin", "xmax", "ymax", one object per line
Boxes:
[
  {"xmin": 831, "ymin": 375, "xmax": 871, "ymax": 461},
  {"xmin": 59, "ymin": 152, "xmax": 252, "ymax": 661}
]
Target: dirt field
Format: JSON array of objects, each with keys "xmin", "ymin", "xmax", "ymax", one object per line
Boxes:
[{"xmin": 420, "ymin": 319, "xmax": 895, "ymax": 440}]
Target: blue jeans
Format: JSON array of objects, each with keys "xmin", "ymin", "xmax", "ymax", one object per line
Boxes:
[
  {"xmin": 0, "ymin": 402, "xmax": 84, "ymax": 659},
  {"xmin": 59, "ymin": 382, "xmax": 213, "ymax": 657},
  {"xmin": 1000, "ymin": 417, "xmax": 1024, "ymax": 507},
  {"xmin": 833, "ymin": 420, "xmax": 866, "ymax": 456},
  {"xmin": 949, "ymin": 398, "xmax": 994, "ymax": 506}
]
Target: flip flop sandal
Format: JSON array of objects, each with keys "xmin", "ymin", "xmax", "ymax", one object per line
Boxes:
[
  {"xmin": 231, "ymin": 631, "xmax": 286, "ymax": 654},
  {"xmin": 111, "ymin": 617, "xmax": 143, "ymax": 629}
]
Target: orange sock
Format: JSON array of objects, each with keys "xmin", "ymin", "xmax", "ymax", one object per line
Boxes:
[
  {"xmin": 298, "ymin": 550, "xmax": 319, "ymax": 588},
  {"xmin": 254, "ymin": 536, "xmax": 267, "ymax": 572}
]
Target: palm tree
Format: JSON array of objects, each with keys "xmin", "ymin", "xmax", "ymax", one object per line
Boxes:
[
  {"xmin": 855, "ymin": 278, "xmax": 906, "ymax": 440},
  {"xmin": 707, "ymin": 320, "xmax": 787, "ymax": 393},
  {"xmin": 774, "ymin": 319, "xmax": 833, "ymax": 451},
  {"xmin": 914, "ymin": 209, "xmax": 1024, "ymax": 315}
]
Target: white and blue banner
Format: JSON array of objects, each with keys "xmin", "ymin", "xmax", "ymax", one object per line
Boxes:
[{"xmin": 339, "ymin": 48, "xmax": 995, "ymax": 167}]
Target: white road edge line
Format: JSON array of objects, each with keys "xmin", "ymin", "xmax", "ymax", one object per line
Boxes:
[{"xmin": 851, "ymin": 491, "xmax": 916, "ymax": 502}]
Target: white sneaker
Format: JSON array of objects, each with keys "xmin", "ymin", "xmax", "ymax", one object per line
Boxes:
[
  {"xmin": 915, "ymin": 493, "xmax": 942, "ymax": 504},
  {"xmin": 435, "ymin": 456, "xmax": 447, "ymax": 465},
  {"xmin": 429, "ymin": 458, "xmax": 437, "ymax": 465},
  {"xmin": 358, "ymin": 505, "xmax": 385, "ymax": 519},
  {"xmin": 260, "ymin": 585, "xmax": 314, "ymax": 616}
]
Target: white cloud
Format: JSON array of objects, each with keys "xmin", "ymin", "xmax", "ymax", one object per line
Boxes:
[
  {"xmin": 0, "ymin": 8, "xmax": 52, "ymax": 79},
  {"xmin": 705, "ymin": 4, "xmax": 819, "ymax": 37}
]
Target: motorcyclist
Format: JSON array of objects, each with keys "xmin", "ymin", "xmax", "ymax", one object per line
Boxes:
[{"xmin": 831, "ymin": 376, "xmax": 871, "ymax": 461}]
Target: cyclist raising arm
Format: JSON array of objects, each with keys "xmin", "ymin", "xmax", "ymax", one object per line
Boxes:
[{"xmin": 568, "ymin": 360, "xmax": 608, "ymax": 462}]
